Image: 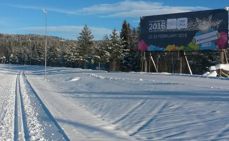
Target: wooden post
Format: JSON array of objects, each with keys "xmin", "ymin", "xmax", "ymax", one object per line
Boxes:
[
  {"xmin": 220, "ymin": 49, "xmax": 225, "ymax": 64},
  {"xmin": 179, "ymin": 51, "xmax": 183, "ymax": 74},
  {"xmin": 156, "ymin": 54, "xmax": 160, "ymax": 72},
  {"xmin": 184, "ymin": 51, "xmax": 192, "ymax": 75},
  {"xmin": 172, "ymin": 52, "xmax": 174, "ymax": 73},
  {"xmin": 144, "ymin": 52, "xmax": 147, "ymax": 72},
  {"xmin": 148, "ymin": 53, "xmax": 151, "ymax": 72},
  {"xmin": 224, "ymin": 49, "xmax": 228, "ymax": 64},
  {"xmin": 150, "ymin": 53, "xmax": 158, "ymax": 72},
  {"xmin": 141, "ymin": 52, "xmax": 144, "ymax": 71}
]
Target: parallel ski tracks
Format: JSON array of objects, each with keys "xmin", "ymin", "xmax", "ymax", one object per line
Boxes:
[
  {"xmin": 13, "ymin": 72, "xmax": 69, "ymax": 141},
  {"xmin": 14, "ymin": 73, "xmax": 28, "ymax": 141}
]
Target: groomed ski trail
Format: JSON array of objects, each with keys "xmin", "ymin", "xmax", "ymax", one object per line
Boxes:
[{"xmin": 13, "ymin": 72, "xmax": 69, "ymax": 141}]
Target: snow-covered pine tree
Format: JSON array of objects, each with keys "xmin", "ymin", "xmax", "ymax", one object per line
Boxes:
[
  {"xmin": 77, "ymin": 25, "xmax": 94, "ymax": 69},
  {"xmin": 130, "ymin": 27, "xmax": 141, "ymax": 71},
  {"xmin": 100, "ymin": 35, "xmax": 111, "ymax": 64},
  {"xmin": 94, "ymin": 35, "xmax": 111, "ymax": 70},
  {"xmin": 108, "ymin": 29, "xmax": 124, "ymax": 71},
  {"xmin": 63, "ymin": 41, "xmax": 80, "ymax": 67},
  {"xmin": 47, "ymin": 44, "xmax": 60, "ymax": 66},
  {"xmin": 120, "ymin": 20, "xmax": 140, "ymax": 71},
  {"xmin": 120, "ymin": 20, "xmax": 131, "ymax": 49},
  {"xmin": 120, "ymin": 20, "xmax": 131, "ymax": 71}
]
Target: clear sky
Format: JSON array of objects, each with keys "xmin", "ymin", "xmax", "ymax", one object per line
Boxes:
[{"xmin": 0, "ymin": 0, "xmax": 228, "ymax": 40}]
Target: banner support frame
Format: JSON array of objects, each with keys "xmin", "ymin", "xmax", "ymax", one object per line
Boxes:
[
  {"xmin": 150, "ymin": 52, "xmax": 158, "ymax": 72},
  {"xmin": 183, "ymin": 51, "xmax": 193, "ymax": 75}
]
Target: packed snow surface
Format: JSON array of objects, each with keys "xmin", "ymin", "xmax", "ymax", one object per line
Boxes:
[
  {"xmin": 69, "ymin": 77, "xmax": 81, "ymax": 82},
  {"xmin": 0, "ymin": 64, "xmax": 229, "ymax": 141}
]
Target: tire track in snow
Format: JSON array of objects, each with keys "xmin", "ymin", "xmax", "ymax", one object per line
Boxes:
[
  {"xmin": 112, "ymin": 100, "xmax": 146, "ymax": 124},
  {"xmin": 210, "ymin": 124, "xmax": 229, "ymax": 141},
  {"xmin": 129, "ymin": 101, "xmax": 168, "ymax": 137}
]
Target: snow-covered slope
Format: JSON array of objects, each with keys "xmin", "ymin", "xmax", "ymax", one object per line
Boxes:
[
  {"xmin": 27, "ymin": 66, "xmax": 229, "ymax": 141},
  {"xmin": 1, "ymin": 64, "xmax": 229, "ymax": 141}
]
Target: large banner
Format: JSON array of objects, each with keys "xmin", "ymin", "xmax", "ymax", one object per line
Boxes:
[{"xmin": 138, "ymin": 9, "xmax": 228, "ymax": 52}]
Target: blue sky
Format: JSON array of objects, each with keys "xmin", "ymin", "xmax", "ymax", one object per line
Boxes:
[{"xmin": 0, "ymin": 0, "xmax": 228, "ymax": 40}]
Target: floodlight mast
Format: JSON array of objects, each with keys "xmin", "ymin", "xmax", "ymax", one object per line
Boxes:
[{"xmin": 43, "ymin": 9, "xmax": 47, "ymax": 80}]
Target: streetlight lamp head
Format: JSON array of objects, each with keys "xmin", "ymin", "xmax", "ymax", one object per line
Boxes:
[{"xmin": 42, "ymin": 9, "xmax": 47, "ymax": 14}]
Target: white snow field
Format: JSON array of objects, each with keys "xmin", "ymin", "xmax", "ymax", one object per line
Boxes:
[{"xmin": 0, "ymin": 64, "xmax": 229, "ymax": 141}]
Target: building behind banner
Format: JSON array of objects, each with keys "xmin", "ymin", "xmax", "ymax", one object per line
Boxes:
[{"xmin": 139, "ymin": 9, "xmax": 228, "ymax": 52}]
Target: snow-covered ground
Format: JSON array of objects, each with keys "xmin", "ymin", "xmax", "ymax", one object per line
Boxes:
[
  {"xmin": 0, "ymin": 64, "xmax": 229, "ymax": 141},
  {"xmin": 0, "ymin": 72, "xmax": 16, "ymax": 140}
]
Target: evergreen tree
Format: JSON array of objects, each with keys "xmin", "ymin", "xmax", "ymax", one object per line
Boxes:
[
  {"xmin": 77, "ymin": 25, "xmax": 94, "ymax": 68},
  {"xmin": 63, "ymin": 42, "xmax": 80, "ymax": 67},
  {"xmin": 94, "ymin": 35, "xmax": 111, "ymax": 70},
  {"xmin": 48, "ymin": 45, "xmax": 60, "ymax": 66},
  {"xmin": 100, "ymin": 35, "xmax": 111, "ymax": 64},
  {"xmin": 130, "ymin": 27, "xmax": 141, "ymax": 71},
  {"xmin": 120, "ymin": 20, "xmax": 139, "ymax": 71},
  {"xmin": 108, "ymin": 29, "xmax": 124, "ymax": 71},
  {"xmin": 120, "ymin": 20, "xmax": 131, "ymax": 49}
]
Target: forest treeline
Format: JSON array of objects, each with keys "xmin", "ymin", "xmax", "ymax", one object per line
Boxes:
[{"xmin": 0, "ymin": 21, "xmax": 141, "ymax": 72}]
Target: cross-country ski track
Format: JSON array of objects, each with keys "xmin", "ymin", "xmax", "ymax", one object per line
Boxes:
[{"xmin": 1, "ymin": 72, "xmax": 69, "ymax": 141}]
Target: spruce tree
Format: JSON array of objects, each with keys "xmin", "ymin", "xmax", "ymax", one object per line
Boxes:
[
  {"xmin": 48, "ymin": 45, "xmax": 60, "ymax": 66},
  {"xmin": 63, "ymin": 42, "xmax": 80, "ymax": 67},
  {"xmin": 120, "ymin": 20, "xmax": 131, "ymax": 49},
  {"xmin": 97, "ymin": 35, "xmax": 111, "ymax": 70},
  {"xmin": 108, "ymin": 29, "xmax": 124, "ymax": 71},
  {"xmin": 130, "ymin": 27, "xmax": 141, "ymax": 71},
  {"xmin": 120, "ymin": 20, "xmax": 138, "ymax": 71},
  {"xmin": 77, "ymin": 25, "xmax": 94, "ymax": 68}
]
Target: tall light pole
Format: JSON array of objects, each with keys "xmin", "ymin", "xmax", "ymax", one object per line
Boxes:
[
  {"xmin": 28, "ymin": 37, "xmax": 32, "ymax": 65},
  {"xmin": 43, "ymin": 9, "xmax": 47, "ymax": 79}
]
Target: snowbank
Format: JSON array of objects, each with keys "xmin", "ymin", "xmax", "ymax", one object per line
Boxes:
[
  {"xmin": 204, "ymin": 64, "xmax": 229, "ymax": 77},
  {"xmin": 216, "ymin": 64, "xmax": 229, "ymax": 71}
]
